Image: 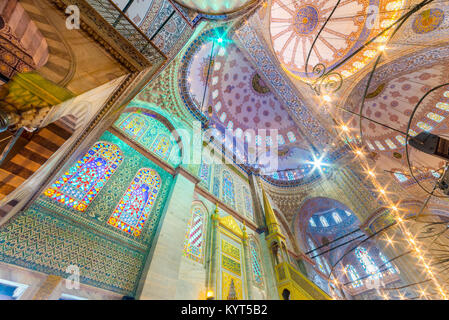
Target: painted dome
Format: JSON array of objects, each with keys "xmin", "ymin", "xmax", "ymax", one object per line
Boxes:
[
  {"xmin": 270, "ymin": 0, "xmax": 405, "ymax": 82},
  {"xmin": 179, "ymin": 28, "xmax": 322, "ymax": 181},
  {"xmin": 343, "ymin": 47, "xmax": 449, "ymax": 173}
]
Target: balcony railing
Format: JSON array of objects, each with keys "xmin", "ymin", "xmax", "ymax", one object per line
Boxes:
[{"xmin": 85, "ymin": 0, "xmax": 166, "ymax": 66}]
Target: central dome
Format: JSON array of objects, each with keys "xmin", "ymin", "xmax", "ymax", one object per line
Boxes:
[{"xmin": 270, "ymin": 0, "xmax": 405, "ymax": 81}]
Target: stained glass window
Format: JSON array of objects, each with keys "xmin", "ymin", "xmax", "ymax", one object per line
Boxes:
[
  {"xmin": 118, "ymin": 113, "xmax": 149, "ymax": 139},
  {"xmin": 385, "ymin": 139, "xmax": 397, "ymax": 149},
  {"xmin": 417, "ymin": 121, "xmax": 433, "ymax": 131},
  {"xmin": 394, "ymin": 172, "xmax": 408, "ymax": 182},
  {"xmin": 222, "ymin": 170, "xmax": 236, "ymax": 208},
  {"xmin": 44, "ymin": 142, "xmax": 123, "ymax": 212},
  {"xmin": 444, "ymin": 91, "xmax": 449, "ymax": 98},
  {"xmin": 355, "ymin": 247, "xmax": 381, "ymax": 279},
  {"xmin": 427, "ymin": 112, "xmax": 445, "ymax": 123},
  {"xmin": 345, "ymin": 210, "xmax": 352, "ymax": 216},
  {"xmin": 345, "ymin": 265, "xmax": 363, "ymax": 288},
  {"xmin": 396, "ymin": 135, "xmax": 406, "ymax": 146},
  {"xmin": 277, "ymin": 134, "xmax": 285, "ymax": 145},
  {"xmin": 250, "ymin": 240, "xmax": 264, "ymax": 286},
  {"xmin": 379, "ymin": 252, "xmax": 397, "ymax": 274},
  {"xmin": 308, "ymin": 238, "xmax": 326, "ymax": 274},
  {"xmin": 332, "ymin": 211, "xmax": 342, "ymax": 223},
  {"xmin": 243, "ymin": 187, "xmax": 254, "ymax": 220},
  {"xmin": 366, "ymin": 141, "xmax": 375, "ymax": 150},
  {"xmin": 287, "ymin": 132, "xmax": 296, "ymax": 143},
  {"xmin": 151, "ymin": 134, "xmax": 172, "ymax": 160},
  {"xmin": 309, "ymin": 217, "xmax": 316, "ymax": 227},
  {"xmin": 436, "ymin": 102, "xmax": 449, "ymax": 111},
  {"xmin": 320, "ymin": 216, "xmax": 329, "ymax": 227},
  {"xmin": 107, "ymin": 168, "xmax": 161, "ymax": 237},
  {"xmin": 408, "ymin": 129, "xmax": 418, "ymax": 137},
  {"xmin": 184, "ymin": 206, "xmax": 206, "ymax": 263},
  {"xmin": 374, "ymin": 140, "xmax": 385, "ymax": 151}
]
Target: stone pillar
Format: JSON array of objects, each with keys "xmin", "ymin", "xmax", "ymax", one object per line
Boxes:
[
  {"xmin": 207, "ymin": 206, "xmax": 220, "ymax": 299},
  {"xmin": 242, "ymin": 224, "xmax": 253, "ymax": 300},
  {"xmin": 137, "ymin": 166, "xmax": 199, "ymax": 300},
  {"xmin": 32, "ymin": 275, "xmax": 62, "ymax": 300}
]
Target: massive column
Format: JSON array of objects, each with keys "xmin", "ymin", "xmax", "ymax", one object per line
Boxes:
[{"xmin": 137, "ymin": 166, "xmax": 199, "ymax": 300}]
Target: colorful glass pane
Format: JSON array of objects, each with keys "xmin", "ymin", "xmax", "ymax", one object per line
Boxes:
[
  {"xmin": 374, "ymin": 140, "xmax": 385, "ymax": 151},
  {"xmin": 277, "ymin": 134, "xmax": 285, "ymax": 145},
  {"xmin": 396, "ymin": 135, "xmax": 406, "ymax": 146},
  {"xmin": 287, "ymin": 131, "xmax": 296, "ymax": 143},
  {"xmin": 308, "ymin": 238, "xmax": 326, "ymax": 274},
  {"xmin": 417, "ymin": 122, "xmax": 433, "ymax": 131},
  {"xmin": 309, "ymin": 217, "xmax": 316, "ymax": 227},
  {"xmin": 44, "ymin": 142, "xmax": 123, "ymax": 212},
  {"xmin": 222, "ymin": 170, "xmax": 235, "ymax": 208},
  {"xmin": 118, "ymin": 113, "xmax": 149, "ymax": 139},
  {"xmin": 444, "ymin": 91, "xmax": 449, "ymax": 98},
  {"xmin": 436, "ymin": 102, "xmax": 449, "ymax": 111},
  {"xmin": 345, "ymin": 265, "xmax": 363, "ymax": 288},
  {"xmin": 427, "ymin": 112, "xmax": 445, "ymax": 123},
  {"xmin": 385, "ymin": 139, "xmax": 397, "ymax": 149},
  {"xmin": 184, "ymin": 206, "xmax": 205, "ymax": 263},
  {"xmin": 250, "ymin": 240, "xmax": 263, "ymax": 286},
  {"xmin": 379, "ymin": 252, "xmax": 397, "ymax": 275},
  {"xmin": 394, "ymin": 172, "xmax": 408, "ymax": 182},
  {"xmin": 108, "ymin": 168, "xmax": 161, "ymax": 237},
  {"xmin": 320, "ymin": 216, "xmax": 329, "ymax": 227},
  {"xmin": 366, "ymin": 141, "xmax": 375, "ymax": 150},
  {"xmin": 355, "ymin": 247, "xmax": 381, "ymax": 279},
  {"xmin": 332, "ymin": 211, "xmax": 342, "ymax": 223},
  {"xmin": 199, "ymin": 163, "xmax": 210, "ymax": 188},
  {"xmin": 408, "ymin": 129, "xmax": 418, "ymax": 137},
  {"xmin": 151, "ymin": 134, "xmax": 172, "ymax": 160},
  {"xmin": 243, "ymin": 187, "xmax": 254, "ymax": 220}
]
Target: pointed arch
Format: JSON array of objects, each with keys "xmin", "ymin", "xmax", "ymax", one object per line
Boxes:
[
  {"xmin": 107, "ymin": 168, "xmax": 161, "ymax": 237},
  {"xmin": 345, "ymin": 264, "xmax": 363, "ymax": 288},
  {"xmin": 44, "ymin": 141, "xmax": 123, "ymax": 212}
]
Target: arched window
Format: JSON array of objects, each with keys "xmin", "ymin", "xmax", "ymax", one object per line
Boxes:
[
  {"xmin": 355, "ymin": 247, "xmax": 381, "ymax": 279},
  {"xmin": 243, "ymin": 187, "xmax": 254, "ymax": 220},
  {"xmin": 222, "ymin": 170, "xmax": 236, "ymax": 208},
  {"xmin": 309, "ymin": 218, "xmax": 316, "ymax": 227},
  {"xmin": 345, "ymin": 210, "xmax": 352, "ymax": 216},
  {"xmin": 307, "ymin": 238, "xmax": 327, "ymax": 275},
  {"xmin": 345, "ymin": 265, "xmax": 363, "ymax": 288},
  {"xmin": 379, "ymin": 252, "xmax": 397, "ymax": 275},
  {"xmin": 107, "ymin": 168, "xmax": 161, "ymax": 237},
  {"xmin": 319, "ymin": 216, "xmax": 329, "ymax": 227},
  {"xmin": 184, "ymin": 205, "xmax": 206, "ymax": 263},
  {"xmin": 250, "ymin": 240, "xmax": 264, "ymax": 287},
  {"xmin": 44, "ymin": 142, "xmax": 123, "ymax": 212},
  {"xmin": 118, "ymin": 113, "xmax": 149, "ymax": 139},
  {"xmin": 151, "ymin": 134, "xmax": 172, "ymax": 160},
  {"xmin": 332, "ymin": 211, "xmax": 342, "ymax": 223}
]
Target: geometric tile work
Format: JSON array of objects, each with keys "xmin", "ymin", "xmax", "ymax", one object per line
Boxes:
[
  {"xmin": 0, "ymin": 208, "xmax": 145, "ymax": 295},
  {"xmin": 0, "ymin": 130, "xmax": 174, "ymax": 295}
]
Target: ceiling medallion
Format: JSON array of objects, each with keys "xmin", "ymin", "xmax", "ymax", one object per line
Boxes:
[
  {"xmin": 294, "ymin": 5, "xmax": 319, "ymax": 35},
  {"xmin": 412, "ymin": 8, "xmax": 444, "ymax": 34}
]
